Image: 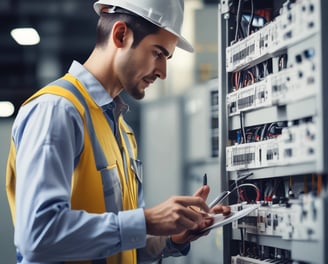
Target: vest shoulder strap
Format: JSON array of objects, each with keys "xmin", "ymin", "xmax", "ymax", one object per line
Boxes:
[{"xmin": 40, "ymin": 77, "xmax": 108, "ymax": 170}]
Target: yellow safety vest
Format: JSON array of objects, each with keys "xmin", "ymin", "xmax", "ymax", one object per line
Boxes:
[{"xmin": 6, "ymin": 73, "xmax": 140, "ymax": 264}]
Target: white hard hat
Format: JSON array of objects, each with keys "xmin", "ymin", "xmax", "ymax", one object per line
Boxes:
[{"xmin": 93, "ymin": 0, "xmax": 194, "ymax": 52}]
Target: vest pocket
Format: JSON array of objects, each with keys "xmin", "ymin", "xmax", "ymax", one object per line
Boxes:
[
  {"xmin": 100, "ymin": 165, "xmax": 123, "ymax": 213},
  {"xmin": 130, "ymin": 158, "xmax": 143, "ymax": 184},
  {"xmin": 131, "ymin": 159, "xmax": 144, "ymax": 207}
]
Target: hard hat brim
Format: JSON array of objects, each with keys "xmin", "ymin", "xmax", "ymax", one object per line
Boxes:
[
  {"xmin": 94, "ymin": 1, "xmax": 194, "ymax": 53},
  {"xmin": 165, "ymin": 28, "xmax": 194, "ymax": 53},
  {"xmin": 178, "ymin": 39, "xmax": 194, "ymax": 53}
]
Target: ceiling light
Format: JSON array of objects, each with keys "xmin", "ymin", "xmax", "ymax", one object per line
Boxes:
[
  {"xmin": 10, "ymin": 27, "xmax": 40, "ymax": 46},
  {"xmin": 0, "ymin": 101, "xmax": 15, "ymax": 117}
]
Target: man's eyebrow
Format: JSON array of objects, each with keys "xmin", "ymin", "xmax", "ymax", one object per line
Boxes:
[{"xmin": 154, "ymin": 45, "xmax": 173, "ymax": 59}]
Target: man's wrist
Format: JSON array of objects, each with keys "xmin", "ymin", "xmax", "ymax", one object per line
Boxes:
[
  {"xmin": 170, "ymin": 233, "xmax": 187, "ymax": 245},
  {"xmin": 167, "ymin": 236, "xmax": 190, "ymax": 255}
]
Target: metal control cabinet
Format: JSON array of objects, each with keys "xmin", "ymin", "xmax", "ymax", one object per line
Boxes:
[
  {"xmin": 182, "ymin": 80, "xmax": 223, "ymax": 264},
  {"xmin": 218, "ymin": 0, "xmax": 328, "ymax": 263}
]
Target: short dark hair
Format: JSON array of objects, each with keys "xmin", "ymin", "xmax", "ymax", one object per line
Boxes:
[{"xmin": 96, "ymin": 10, "xmax": 160, "ymax": 48}]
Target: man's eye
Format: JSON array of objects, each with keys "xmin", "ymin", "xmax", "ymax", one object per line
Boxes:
[{"xmin": 153, "ymin": 51, "xmax": 163, "ymax": 59}]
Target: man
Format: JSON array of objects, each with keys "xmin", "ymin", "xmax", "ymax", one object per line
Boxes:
[{"xmin": 6, "ymin": 0, "xmax": 230, "ymax": 263}]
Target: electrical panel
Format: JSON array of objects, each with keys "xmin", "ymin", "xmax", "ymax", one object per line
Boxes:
[{"xmin": 217, "ymin": 0, "xmax": 328, "ymax": 263}]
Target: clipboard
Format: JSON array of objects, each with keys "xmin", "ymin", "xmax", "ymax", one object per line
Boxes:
[{"xmin": 199, "ymin": 203, "xmax": 260, "ymax": 234}]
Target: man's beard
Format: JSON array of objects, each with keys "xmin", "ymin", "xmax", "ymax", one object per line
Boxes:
[{"xmin": 128, "ymin": 85, "xmax": 145, "ymax": 100}]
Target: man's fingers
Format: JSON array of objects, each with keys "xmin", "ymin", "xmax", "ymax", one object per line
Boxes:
[
  {"xmin": 211, "ymin": 205, "xmax": 231, "ymax": 215},
  {"xmin": 173, "ymin": 196, "xmax": 210, "ymax": 213},
  {"xmin": 192, "ymin": 185, "xmax": 210, "ymax": 201}
]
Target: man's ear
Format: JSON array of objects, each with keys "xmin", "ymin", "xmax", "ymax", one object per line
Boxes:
[{"xmin": 112, "ymin": 21, "xmax": 129, "ymax": 48}]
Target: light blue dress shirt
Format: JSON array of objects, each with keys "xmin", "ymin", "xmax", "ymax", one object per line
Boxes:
[{"xmin": 12, "ymin": 61, "xmax": 147, "ymax": 263}]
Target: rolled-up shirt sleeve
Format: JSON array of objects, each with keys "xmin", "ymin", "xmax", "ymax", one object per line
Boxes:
[{"xmin": 13, "ymin": 94, "xmax": 147, "ymax": 262}]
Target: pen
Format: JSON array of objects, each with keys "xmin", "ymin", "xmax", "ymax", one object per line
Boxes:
[
  {"xmin": 203, "ymin": 173, "xmax": 207, "ymax": 186},
  {"xmin": 189, "ymin": 173, "xmax": 210, "ymax": 215}
]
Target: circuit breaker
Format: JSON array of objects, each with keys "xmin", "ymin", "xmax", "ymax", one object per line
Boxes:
[{"xmin": 217, "ymin": 0, "xmax": 328, "ymax": 263}]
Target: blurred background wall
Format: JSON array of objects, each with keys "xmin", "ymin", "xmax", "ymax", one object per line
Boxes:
[{"xmin": 0, "ymin": 119, "xmax": 15, "ymax": 263}]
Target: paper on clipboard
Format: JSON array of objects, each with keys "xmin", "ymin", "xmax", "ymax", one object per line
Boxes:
[{"xmin": 200, "ymin": 204, "xmax": 260, "ymax": 233}]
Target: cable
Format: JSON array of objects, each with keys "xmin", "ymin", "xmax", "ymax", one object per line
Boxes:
[
  {"xmin": 247, "ymin": 70, "xmax": 255, "ymax": 85},
  {"xmin": 260, "ymin": 123, "xmax": 268, "ymax": 141},
  {"xmin": 236, "ymin": 171, "xmax": 254, "ymax": 185},
  {"xmin": 265, "ymin": 183, "xmax": 273, "ymax": 202},
  {"xmin": 266, "ymin": 122, "xmax": 276, "ymax": 139},
  {"xmin": 304, "ymin": 175, "xmax": 308, "ymax": 193},
  {"xmin": 234, "ymin": 71, "xmax": 241, "ymax": 90},
  {"xmin": 312, "ymin": 174, "xmax": 316, "ymax": 193},
  {"xmin": 235, "ymin": 178, "xmax": 241, "ymax": 203},
  {"xmin": 247, "ymin": 0, "xmax": 254, "ymax": 36},
  {"xmin": 234, "ymin": 0, "xmax": 244, "ymax": 42},
  {"xmin": 288, "ymin": 176, "xmax": 294, "ymax": 198},
  {"xmin": 240, "ymin": 227, "xmax": 246, "ymax": 256},
  {"xmin": 219, "ymin": 183, "xmax": 261, "ymax": 205},
  {"xmin": 263, "ymin": 61, "xmax": 269, "ymax": 77},
  {"xmin": 240, "ymin": 111, "xmax": 246, "ymax": 143},
  {"xmin": 317, "ymin": 174, "xmax": 322, "ymax": 194}
]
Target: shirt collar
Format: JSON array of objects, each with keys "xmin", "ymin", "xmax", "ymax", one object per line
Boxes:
[{"xmin": 68, "ymin": 60, "xmax": 129, "ymax": 114}]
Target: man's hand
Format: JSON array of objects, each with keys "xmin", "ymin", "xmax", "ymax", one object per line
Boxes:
[
  {"xmin": 170, "ymin": 186, "xmax": 231, "ymax": 244},
  {"xmin": 144, "ymin": 193, "xmax": 210, "ymax": 236}
]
